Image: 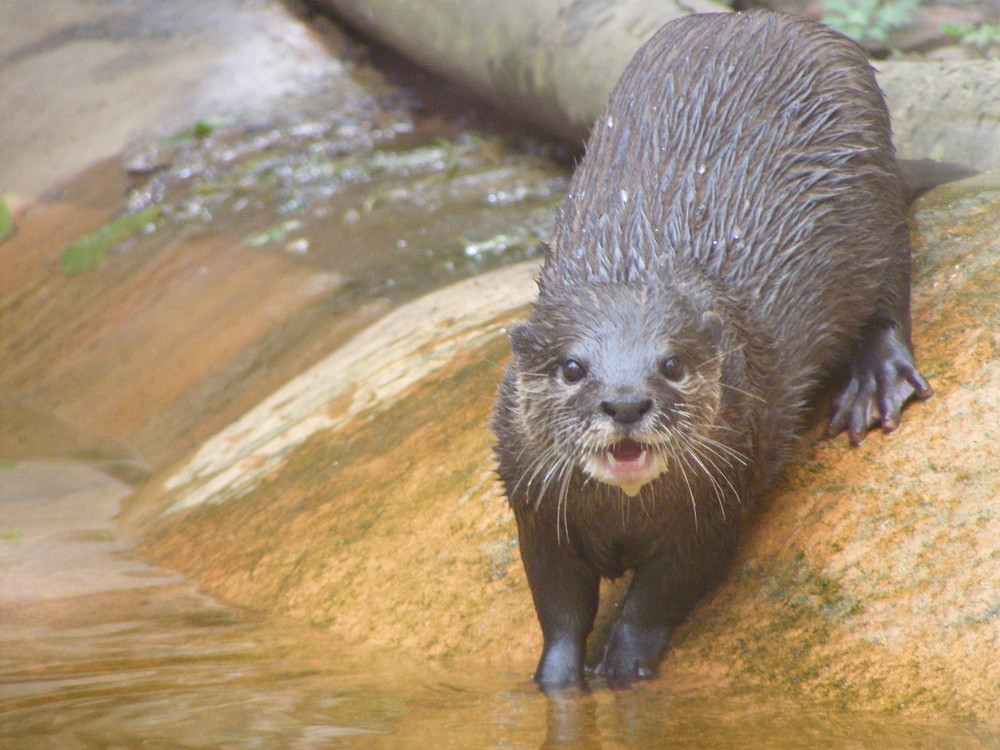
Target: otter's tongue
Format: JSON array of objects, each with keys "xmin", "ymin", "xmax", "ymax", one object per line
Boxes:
[
  {"xmin": 608, "ymin": 439, "xmax": 644, "ymax": 462},
  {"xmin": 602, "ymin": 439, "xmax": 656, "ymax": 497}
]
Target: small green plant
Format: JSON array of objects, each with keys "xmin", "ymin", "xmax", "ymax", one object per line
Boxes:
[
  {"xmin": 941, "ymin": 21, "xmax": 1000, "ymax": 50},
  {"xmin": 0, "ymin": 196, "xmax": 13, "ymax": 243},
  {"xmin": 0, "ymin": 527, "xmax": 24, "ymax": 543},
  {"xmin": 164, "ymin": 117, "xmax": 231, "ymax": 145},
  {"xmin": 821, "ymin": 0, "xmax": 918, "ymax": 48},
  {"xmin": 60, "ymin": 206, "xmax": 162, "ymax": 275}
]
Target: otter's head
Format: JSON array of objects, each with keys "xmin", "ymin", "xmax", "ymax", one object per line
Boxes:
[{"xmin": 511, "ymin": 284, "xmax": 724, "ymax": 498}]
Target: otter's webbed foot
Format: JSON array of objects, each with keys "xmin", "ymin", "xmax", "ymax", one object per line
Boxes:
[
  {"xmin": 593, "ymin": 620, "xmax": 669, "ymax": 690},
  {"xmin": 535, "ymin": 638, "xmax": 589, "ymax": 692},
  {"xmin": 827, "ymin": 323, "xmax": 932, "ymax": 445}
]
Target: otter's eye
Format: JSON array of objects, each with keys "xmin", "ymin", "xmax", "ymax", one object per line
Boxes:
[
  {"xmin": 660, "ymin": 356, "xmax": 685, "ymax": 381},
  {"xmin": 559, "ymin": 358, "xmax": 587, "ymax": 383}
]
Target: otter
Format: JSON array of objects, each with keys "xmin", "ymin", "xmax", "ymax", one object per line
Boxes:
[{"xmin": 492, "ymin": 11, "xmax": 932, "ymax": 691}]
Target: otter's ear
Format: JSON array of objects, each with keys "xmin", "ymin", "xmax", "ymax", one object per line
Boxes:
[
  {"xmin": 510, "ymin": 322, "xmax": 538, "ymax": 358},
  {"xmin": 700, "ymin": 311, "xmax": 723, "ymax": 352}
]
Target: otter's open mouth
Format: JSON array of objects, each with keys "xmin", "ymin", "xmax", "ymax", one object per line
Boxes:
[
  {"xmin": 607, "ymin": 438, "xmax": 648, "ymax": 465},
  {"xmin": 587, "ymin": 438, "xmax": 661, "ymax": 497}
]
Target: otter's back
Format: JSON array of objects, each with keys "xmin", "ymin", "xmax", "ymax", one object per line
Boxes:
[{"xmin": 544, "ymin": 12, "xmax": 907, "ymax": 387}]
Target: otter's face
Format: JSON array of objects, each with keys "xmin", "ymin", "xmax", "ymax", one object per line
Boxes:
[{"xmin": 511, "ymin": 285, "xmax": 724, "ymax": 498}]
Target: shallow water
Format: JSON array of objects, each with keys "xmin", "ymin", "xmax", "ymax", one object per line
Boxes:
[{"xmin": 4, "ymin": 595, "xmax": 996, "ymax": 750}]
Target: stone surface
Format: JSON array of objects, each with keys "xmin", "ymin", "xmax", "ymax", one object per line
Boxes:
[
  {"xmin": 131, "ymin": 263, "xmax": 541, "ymax": 669},
  {"xmin": 309, "ymin": 0, "xmax": 726, "ymax": 142},
  {"xmin": 0, "ymin": 0, "xmax": 339, "ymax": 206},
  {"xmin": 878, "ymin": 60, "xmax": 1000, "ymax": 172}
]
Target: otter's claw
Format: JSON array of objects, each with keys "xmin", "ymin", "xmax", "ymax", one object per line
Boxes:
[
  {"xmin": 827, "ymin": 324, "xmax": 933, "ymax": 445},
  {"xmin": 593, "ymin": 621, "xmax": 669, "ymax": 690}
]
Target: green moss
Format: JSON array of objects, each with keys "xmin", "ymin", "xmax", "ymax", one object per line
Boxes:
[
  {"xmin": 821, "ymin": 0, "xmax": 917, "ymax": 48},
  {"xmin": 61, "ymin": 206, "xmax": 162, "ymax": 275},
  {"xmin": 244, "ymin": 218, "xmax": 304, "ymax": 247},
  {"xmin": 0, "ymin": 528, "xmax": 24, "ymax": 543},
  {"xmin": 0, "ymin": 196, "xmax": 13, "ymax": 243},
  {"xmin": 941, "ymin": 21, "xmax": 1000, "ymax": 50},
  {"xmin": 165, "ymin": 117, "xmax": 232, "ymax": 145},
  {"xmin": 731, "ymin": 554, "xmax": 865, "ymax": 694}
]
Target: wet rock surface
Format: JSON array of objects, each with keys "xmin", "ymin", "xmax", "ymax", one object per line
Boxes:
[
  {"xmin": 306, "ymin": 0, "xmax": 1000, "ymax": 172},
  {"xmin": 0, "ymin": 0, "xmax": 344, "ymax": 206},
  {"xmin": 0, "ymin": 6, "xmax": 568, "ymax": 474},
  {"xmin": 134, "ymin": 172, "xmax": 1000, "ymax": 723}
]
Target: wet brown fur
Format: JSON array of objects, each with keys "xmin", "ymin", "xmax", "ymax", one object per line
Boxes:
[{"xmin": 493, "ymin": 11, "xmax": 929, "ymax": 690}]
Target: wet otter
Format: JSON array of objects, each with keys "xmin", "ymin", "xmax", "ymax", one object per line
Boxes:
[{"xmin": 493, "ymin": 11, "xmax": 932, "ymax": 690}]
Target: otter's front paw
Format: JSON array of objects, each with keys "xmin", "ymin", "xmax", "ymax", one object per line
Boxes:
[
  {"xmin": 535, "ymin": 639, "xmax": 588, "ymax": 692},
  {"xmin": 594, "ymin": 621, "xmax": 669, "ymax": 690},
  {"xmin": 828, "ymin": 324, "xmax": 932, "ymax": 445}
]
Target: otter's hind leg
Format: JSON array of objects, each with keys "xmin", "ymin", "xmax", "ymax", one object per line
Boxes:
[{"xmin": 827, "ymin": 238, "xmax": 933, "ymax": 444}]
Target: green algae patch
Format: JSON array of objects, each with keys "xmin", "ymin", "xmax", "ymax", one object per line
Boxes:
[
  {"xmin": 165, "ymin": 117, "xmax": 231, "ymax": 145},
  {"xmin": 0, "ymin": 527, "xmax": 24, "ymax": 544},
  {"xmin": 0, "ymin": 197, "xmax": 13, "ymax": 243},
  {"xmin": 60, "ymin": 206, "xmax": 162, "ymax": 275}
]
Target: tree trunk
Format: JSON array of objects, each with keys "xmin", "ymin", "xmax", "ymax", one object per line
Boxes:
[
  {"xmin": 311, "ymin": 1, "xmax": 1000, "ymax": 171},
  {"xmin": 310, "ymin": 0, "xmax": 726, "ymax": 143}
]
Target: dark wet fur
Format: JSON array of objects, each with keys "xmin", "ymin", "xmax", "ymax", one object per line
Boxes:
[{"xmin": 493, "ymin": 11, "xmax": 931, "ymax": 691}]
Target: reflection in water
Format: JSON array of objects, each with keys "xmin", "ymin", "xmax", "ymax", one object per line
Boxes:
[
  {"xmin": 537, "ymin": 684, "xmax": 999, "ymax": 750},
  {"xmin": 2, "ymin": 582, "xmax": 541, "ymax": 749},
  {"xmin": 1, "ymin": 578, "xmax": 396, "ymax": 748},
  {"xmin": 3, "ymin": 581, "xmax": 998, "ymax": 749},
  {"xmin": 543, "ymin": 691, "xmax": 601, "ymax": 749}
]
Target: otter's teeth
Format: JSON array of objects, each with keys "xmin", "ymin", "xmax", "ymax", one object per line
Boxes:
[{"xmin": 607, "ymin": 448, "xmax": 648, "ymax": 467}]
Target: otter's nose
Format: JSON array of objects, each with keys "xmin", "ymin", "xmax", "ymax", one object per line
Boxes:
[{"xmin": 601, "ymin": 398, "xmax": 652, "ymax": 425}]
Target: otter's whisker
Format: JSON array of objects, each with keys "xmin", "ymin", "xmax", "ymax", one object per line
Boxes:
[{"xmin": 718, "ymin": 382, "xmax": 767, "ymax": 403}]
